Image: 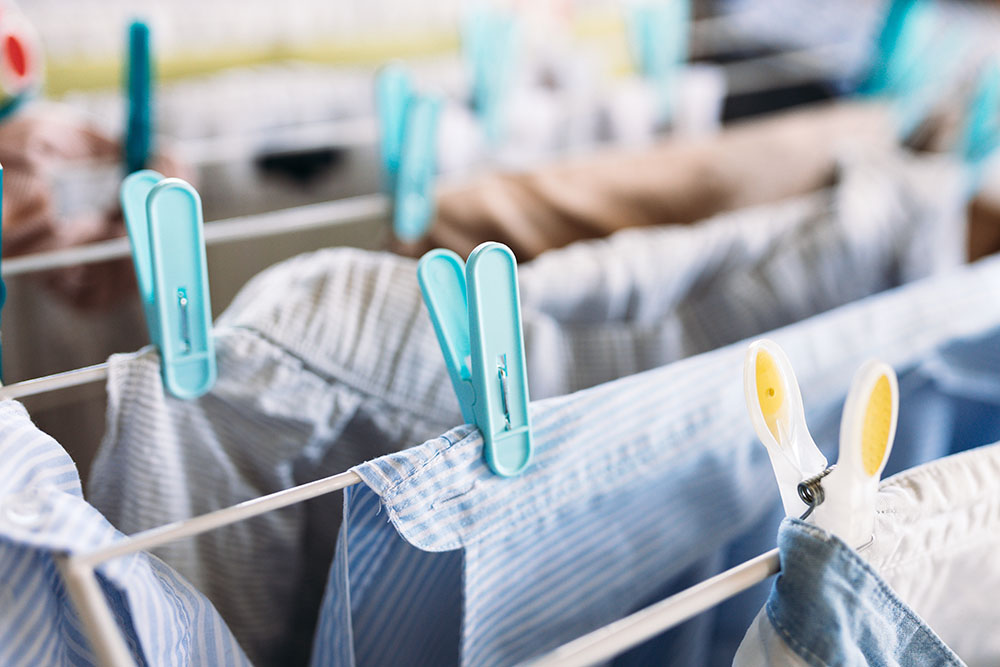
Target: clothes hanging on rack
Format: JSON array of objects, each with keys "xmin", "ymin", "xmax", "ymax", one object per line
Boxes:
[
  {"xmin": 85, "ymin": 150, "xmax": 965, "ymax": 665},
  {"xmin": 701, "ymin": 311, "xmax": 1000, "ymax": 665},
  {"xmin": 0, "ymin": 400, "xmax": 249, "ymax": 667},
  {"xmin": 412, "ymin": 101, "xmax": 898, "ymax": 260},
  {"xmin": 735, "ymin": 440, "xmax": 1000, "ymax": 665},
  {"xmin": 557, "ymin": 288, "xmax": 1000, "ymax": 665},
  {"xmin": 312, "ymin": 253, "xmax": 1000, "ymax": 667}
]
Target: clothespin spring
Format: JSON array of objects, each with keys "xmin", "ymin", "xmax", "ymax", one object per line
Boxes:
[
  {"xmin": 796, "ymin": 465, "xmax": 836, "ymax": 520},
  {"xmin": 497, "ymin": 354, "xmax": 511, "ymax": 430},
  {"xmin": 795, "ymin": 464, "xmax": 875, "ymax": 550},
  {"xmin": 177, "ymin": 288, "xmax": 191, "ymax": 354}
]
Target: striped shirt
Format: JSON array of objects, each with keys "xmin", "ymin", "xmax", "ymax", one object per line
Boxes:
[
  {"xmin": 313, "ymin": 253, "xmax": 1000, "ymax": 666},
  {"xmin": 0, "ymin": 400, "xmax": 249, "ymax": 667},
  {"xmin": 88, "ymin": 153, "xmax": 966, "ymax": 665}
]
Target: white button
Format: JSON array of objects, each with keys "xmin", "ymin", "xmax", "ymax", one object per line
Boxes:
[{"xmin": 2, "ymin": 490, "xmax": 50, "ymax": 529}]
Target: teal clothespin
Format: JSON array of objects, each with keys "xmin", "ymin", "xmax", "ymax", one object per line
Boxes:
[
  {"xmin": 858, "ymin": 0, "xmax": 965, "ymax": 137},
  {"xmin": 375, "ymin": 65, "xmax": 442, "ymax": 243},
  {"xmin": 376, "ymin": 64, "xmax": 413, "ymax": 195},
  {"xmin": 462, "ymin": 4, "xmax": 518, "ymax": 145},
  {"xmin": 960, "ymin": 63, "xmax": 1000, "ymax": 196},
  {"xmin": 626, "ymin": 0, "xmax": 690, "ymax": 125},
  {"xmin": 395, "ymin": 96, "xmax": 442, "ymax": 242},
  {"xmin": 418, "ymin": 242, "xmax": 532, "ymax": 477},
  {"xmin": 125, "ymin": 20, "xmax": 153, "ymax": 174},
  {"xmin": 121, "ymin": 170, "xmax": 216, "ymax": 399},
  {"xmin": 859, "ymin": 0, "xmax": 925, "ymax": 96}
]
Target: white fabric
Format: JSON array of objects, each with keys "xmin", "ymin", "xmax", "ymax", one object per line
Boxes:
[
  {"xmin": 736, "ymin": 442, "xmax": 1000, "ymax": 666},
  {"xmin": 870, "ymin": 445, "xmax": 1000, "ymax": 665}
]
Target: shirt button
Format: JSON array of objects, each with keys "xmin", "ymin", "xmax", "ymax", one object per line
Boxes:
[{"xmin": 2, "ymin": 490, "xmax": 50, "ymax": 530}]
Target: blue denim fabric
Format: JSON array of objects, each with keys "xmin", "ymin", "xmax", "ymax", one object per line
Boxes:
[
  {"xmin": 708, "ymin": 322, "xmax": 1000, "ymax": 664},
  {"xmin": 763, "ymin": 518, "xmax": 962, "ymax": 666}
]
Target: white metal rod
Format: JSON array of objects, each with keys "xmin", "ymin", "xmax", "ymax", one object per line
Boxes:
[
  {"xmin": 0, "ymin": 363, "xmax": 110, "ymax": 399},
  {"xmin": 77, "ymin": 470, "xmax": 362, "ymax": 568},
  {"xmin": 57, "ymin": 557, "xmax": 137, "ymax": 667},
  {"xmin": 201, "ymin": 193, "xmax": 388, "ymax": 246},
  {"xmin": 525, "ymin": 548, "xmax": 781, "ymax": 667},
  {"xmin": 2, "ymin": 194, "xmax": 390, "ymax": 277}
]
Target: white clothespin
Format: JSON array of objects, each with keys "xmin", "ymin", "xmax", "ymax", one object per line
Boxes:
[
  {"xmin": 744, "ymin": 340, "xmax": 898, "ymax": 548},
  {"xmin": 743, "ymin": 340, "xmax": 829, "ymax": 518},
  {"xmin": 810, "ymin": 361, "xmax": 898, "ymax": 547}
]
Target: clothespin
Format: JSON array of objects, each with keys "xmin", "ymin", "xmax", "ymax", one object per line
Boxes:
[
  {"xmin": 743, "ymin": 340, "xmax": 829, "ymax": 518},
  {"xmin": 120, "ymin": 170, "xmax": 216, "ymax": 399},
  {"xmin": 744, "ymin": 340, "xmax": 898, "ymax": 548},
  {"xmin": 124, "ymin": 20, "xmax": 153, "ymax": 174},
  {"xmin": 959, "ymin": 62, "xmax": 1000, "ymax": 195},
  {"xmin": 859, "ymin": 0, "xmax": 926, "ymax": 96},
  {"xmin": 858, "ymin": 0, "xmax": 965, "ymax": 138},
  {"xmin": 809, "ymin": 361, "xmax": 898, "ymax": 548},
  {"xmin": 625, "ymin": 0, "xmax": 690, "ymax": 125},
  {"xmin": 418, "ymin": 242, "xmax": 532, "ymax": 477},
  {"xmin": 0, "ymin": 14, "xmax": 41, "ymax": 121},
  {"xmin": 462, "ymin": 4, "xmax": 518, "ymax": 145},
  {"xmin": 375, "ymin": 65, "xmax": 442, "ymax": 243}
]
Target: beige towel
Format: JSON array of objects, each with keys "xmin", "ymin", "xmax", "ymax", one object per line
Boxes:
[{"xmin": 405, "ymin": 101, "xmax": 897, "ymax": 260}]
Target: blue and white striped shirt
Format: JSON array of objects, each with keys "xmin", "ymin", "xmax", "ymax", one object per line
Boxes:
[
  {"xmin": 312, "ymin": 253, "xmax": 1000, "ymax": 666},
  {"xmin": 0, "ymin": 400, "xmax": 249, "ymax": 667},
  {"xmin": 90, "ymin": 153, "xmax": 966, "ymax": 665}
]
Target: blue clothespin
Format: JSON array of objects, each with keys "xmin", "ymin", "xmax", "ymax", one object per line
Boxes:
[
  {"xmin": 418, "ymin": 242, "xmax": 532, "ymax": 477},
  {"xmin": 376, "ymin": 64, "xmax": 413, "ymax": 195},
  {"xmin": 626, "ymin": 0, "xmax": 690, "ymax": 124},
  {"xmin": 958, "ymin": 63, "xmax": 1000, "ymax": 197},
  {"xmin": 858, "ymin": 0, "xmax": 965, "ymax": 137},
  {"xmin": 462, "ymin": 4, "xmax": 518, "ymax": 145},
  {"xmin": 375, "ymin": 65, "xmax": 442, "ymax": 243},
  {"xmin": 859, "ymin": 0, "xmax": 924, "ymax": 96},
  {"xmin": 125, "ymin": 20, "xmax": 153, "ymax": 174},
  {"xmin": 121, "ymin": 170, "xmax": 216, "ymax": 399}
]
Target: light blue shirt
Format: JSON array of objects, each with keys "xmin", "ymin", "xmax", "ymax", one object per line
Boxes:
[
  {"xmin": 89, "ymin": 153, "xmax": 966, "ymax": 665},
  {"xmin": 0, "ymin": 400, "xmax": 249, "ymax": 667},
  {"xmin": 312, "ymin": 254, "xmax": 1000, "ymax": 666}
]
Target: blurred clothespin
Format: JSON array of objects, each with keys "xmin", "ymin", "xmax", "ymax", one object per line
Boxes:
[
  {"xmin": 744, "ymin": 340, "xmax": 898, "ymax": 548},
  {"xmin": 859, "ymin": 0, "xmax": 964, "ymax": 138},
  {"xmin": 959, "ymin": 62, "xmax": 1000, "ymax": 195},
  {"xmin": 462, "ymin": 3, "xmax": 519, "ymax": 145},
  {"xmin": 125, "ymin": 20, "xmax": 153, "ymax": 174},
  {"xmin": 626, "ymin": 0, "xmax": 690, "ymax": 125},
  {"xmin": 121, "ymin": 170, "xmax": 216, "ymax": 399},
  {"xmin": 375, "ymin": 64, "xmax": 442, "ymax": 243},
  {"xmin": 418, "ymin": 242, "xmax": 532, "ymax": 477}
]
